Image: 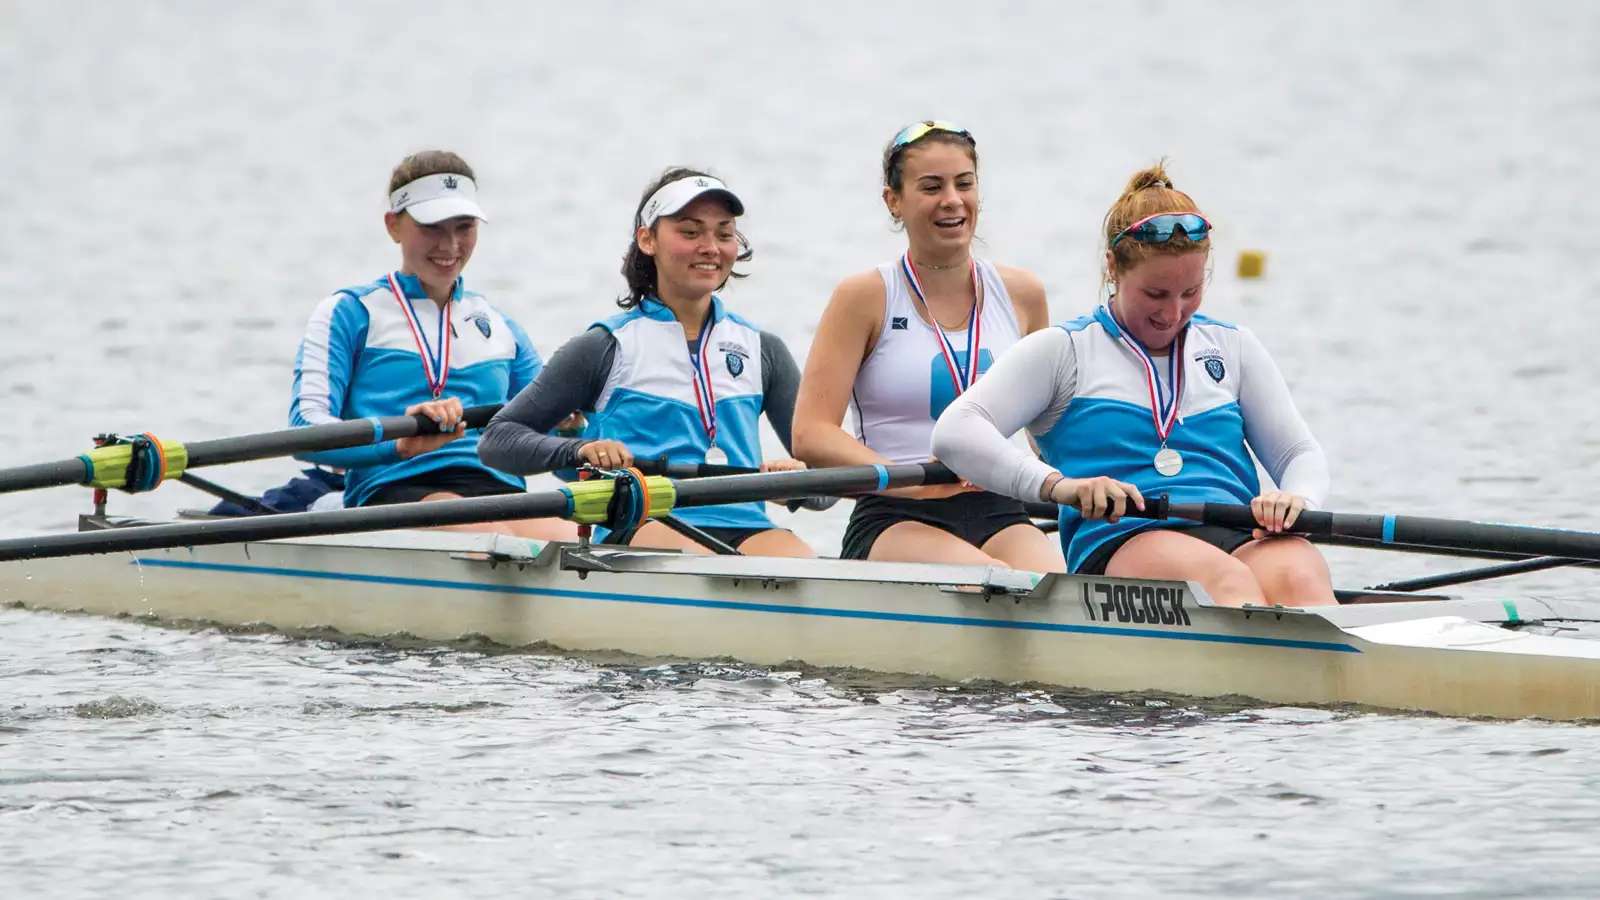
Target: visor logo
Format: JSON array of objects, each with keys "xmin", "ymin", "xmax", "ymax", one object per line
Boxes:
[{"xmin": 442, "ymin": 175, "xmax": 459, "ymax": 190}]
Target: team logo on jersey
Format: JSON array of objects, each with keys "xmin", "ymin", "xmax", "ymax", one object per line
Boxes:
[
  {"xmin": 467, "ymin": 313, "xmax": 492, "ymax": 339},
  {"xmin": 891, "ymin": 317, "xmax": 908, "ymax": 330},
  {"xmin": 1194, "ymin": 350, "xmax": 1226, "ymax": 382},
  {"xmin": 719, "ymin": 341, "xmax": 750, "ymax": 377},
  {"xmin": 443, "ymin": 175, "xmax": 459, "ymax": 190}
]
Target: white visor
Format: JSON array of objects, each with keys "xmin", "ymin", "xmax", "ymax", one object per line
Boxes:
[
  {"xmin": 389, "ymin": 173, "xmax": 487, "ymax": 224},
  {"xmin": 639, "ymin": 176, "xmax": 745, "ymax": 228}
]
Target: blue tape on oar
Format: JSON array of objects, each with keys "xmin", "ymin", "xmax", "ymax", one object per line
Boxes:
[
  {"xmin": 1382, "ymin": 515, "xmax": 1396, "ymax": 544},
  {"xmin": 367, "ymin": 416, "xmax": 385, "ymax": 442},
  {"xmin": 873, "ymin": 464, "xmax": 889, "ymax": 492},
  {"xmin": 558, "ymin": 486, "xmax": 575, "ymax": 519}
]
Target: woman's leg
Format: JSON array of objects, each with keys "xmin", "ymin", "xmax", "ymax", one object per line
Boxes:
[
  {"xmin": 868, "ymin": 520, "xmax": 1003, "ymax": 565},
  {"xmin": 1232, "ymin": 536, "xmax": 1337, "ymax": 607},
  {"xmin": 1104, "ymin": 529, "xmax": 1265, "ymax": 607},
  {"xmin": 979, "ymin": 523, "xmax": 1067, "ymax": 573},
  {"xmin": 738, "ymin": 529, "xmax": 817, "ymax": 558},
  {"xmin": 622, "ymin": 520, "xmax": 712, "ymax": 554}
]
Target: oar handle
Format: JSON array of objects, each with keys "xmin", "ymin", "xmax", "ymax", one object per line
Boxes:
[
  {"xmin": 0, "ymin": 404, "xmax": 509, "ymax": 496},
  {"xmin": 183, "ymin": 404, "xmax": 504, "ymax": 468}
]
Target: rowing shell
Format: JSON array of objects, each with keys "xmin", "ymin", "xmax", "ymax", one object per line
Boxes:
[{"xmin": 4, "ymin": 524, "xmax": 1599, "ymax": 721}]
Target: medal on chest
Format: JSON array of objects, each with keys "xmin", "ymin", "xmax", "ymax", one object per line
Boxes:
[
  {"xmin": 1112, "ymin": 310, "xmax": 1187, "ymax": 477},
  {"xmin": 387, "ymin": 272, "xmax": 452, "ymax": 399},
  {"xmin": 687, "ymin": 314, "xmax": 724, "ymax": 466},
  {"xmin": 901, "ymin": 253, "xmax": 984, "ymax": 397}
]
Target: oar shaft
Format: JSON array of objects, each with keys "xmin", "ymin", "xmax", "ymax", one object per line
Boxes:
[
  {"xmin": 1160, "ymin": 502, "xmax": 1600, "ymax": 565},
  {"xmin": 0, "ymin": 406, "xmax": 503, "ymax": 495},
  {"xmin": 175, "ymin": 405, "xmax": 504, "ymax": 468},
  {"xmin": 1370, "ymin": 556, "xmax": 1581, "ymax": 593},
  {"xmin": 0, "ymin": 462, "xmax": 955, "ymax": 562}
]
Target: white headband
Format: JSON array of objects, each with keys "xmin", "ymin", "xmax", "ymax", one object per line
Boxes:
[
  {"xmin": 639, "ymin": 175, "xmax": 745, "ymax": 228},
  {"xmin": 389, "ymin": 173, "xmax": 487, "ymax": 224}
]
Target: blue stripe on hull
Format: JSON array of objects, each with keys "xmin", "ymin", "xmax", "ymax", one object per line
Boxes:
[{"xmin": 129, "ymin": 558, "xmax": 1361, "ymax": 654}]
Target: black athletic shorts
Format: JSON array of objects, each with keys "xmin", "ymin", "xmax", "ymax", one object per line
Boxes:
[
  {"xmin": 1075, "ymin": 525, "xmax": 1256, "ymax": 575},
  {"xmin": 840, "ymin": 490, "xmax": 1035, "ymax": 560},
  {"xmin": 364, "ymin": 467, "xmax": 522, "ymax": 506}
]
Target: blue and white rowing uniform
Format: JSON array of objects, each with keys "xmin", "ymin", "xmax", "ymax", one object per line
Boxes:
[
  {"xmin": 479, "ymin": 295, "xmax": 796, "ymax": 542},
  {"xmin": 290, "ymin": 272, "xmax": 541, "ymax": 507},
  {"xmin": 583, "ymin": 296, "xmax": 775, "ymax": 536},
  {"xmin": 931, "ymin": 304, "xmax": 1329, "ymax": 572}
]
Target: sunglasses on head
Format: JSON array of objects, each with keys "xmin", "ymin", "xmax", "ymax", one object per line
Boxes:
[
  {"xmin": 1110, "ymin": 213, "xmax": 1211, "ymax": 248},
  {"xmin": 889, "ymin": 120, "xmax": 976, "ymax": 151}
]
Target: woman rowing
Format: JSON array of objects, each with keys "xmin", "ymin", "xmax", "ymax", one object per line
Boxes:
[
  {"xmin": 479, "ymin": 168, "xmax": 815, "ymax": 557},
  {"xmin": 289, "ymin": 150, "xmax": 575, "ymax": 540},
  {"xmin": 791, "ymin": 121, "xmax": 1063, "ymax": 570},
  {"xmin": 932, "ymin": 163, "xmax": 1335, "ymax": 606}
]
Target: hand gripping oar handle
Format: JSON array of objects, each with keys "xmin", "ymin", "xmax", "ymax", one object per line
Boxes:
[{"xmin": 0, "ymin": 405, "xmax": 505, "ymax": 495}]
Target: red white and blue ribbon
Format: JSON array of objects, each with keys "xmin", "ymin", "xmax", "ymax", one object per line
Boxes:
[
  {"xmin": 1111, "ymin": 309, "xmax": 1185, "ymax": 444},
  {"xmin": 387, "ymin": 272, "xmax": 452, "ymax": 398},
  {"xmin": 901, "ymin": 253, "xmax": 982, "ymax": 395},
  {"xmin": 687, "ymin": 316, "xmax": 718, "ymax": 443}
]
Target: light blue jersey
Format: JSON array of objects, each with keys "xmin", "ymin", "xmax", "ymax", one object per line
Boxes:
[
  {"xmin": 290, "ymin": 272, "xmax": 541, "ymax": 507},
  {"xmin": 932, "ymin": 303, "xmax": 1328, "ymax": 573},
  {"xmin": 582, "ymin": 296, "xmax": 773, "ymax": 534},
  {"xmin": 1036, "ymin": 307, "xmax": 1261, "ymax": 569}
]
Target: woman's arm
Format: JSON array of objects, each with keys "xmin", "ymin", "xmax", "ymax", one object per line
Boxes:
[
  {"xmin": 1237, "ymin": 326, "xmax": 1329, "ymax": 508},
  {"xmin": 759, "ymin": 330, "xmax": 802, "ymax": 453},
  {"xmin": 791, "ymin": 272, "xmax": 891, "ymax": 467},
  {"xmin": 931, "ymin": 327, "xmax": 1077, "ymax": 501},
  {"xmin": 290, "ymin": 294, "xmax": 403, "ymax": 468},
  {"xmin": 995, "ymin": 264, "xmax": 1050, "ymax": 335},
  {"xmin": 478, "ymin": 327, "xmax": 615, "ymax": 474}
]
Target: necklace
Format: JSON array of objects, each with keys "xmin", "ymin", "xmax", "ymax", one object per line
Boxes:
[{"xmin": 910, "ymin": 256, "xmax": 968, "ymax": 271}]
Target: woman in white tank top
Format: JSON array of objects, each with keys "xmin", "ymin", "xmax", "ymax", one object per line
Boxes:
[{"xmin": 792, "ymin": 121, "xmax": 1064, "ymax": 570}]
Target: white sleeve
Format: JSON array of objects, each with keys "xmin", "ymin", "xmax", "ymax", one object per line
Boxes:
[
  {"xmin": 1237, "ymin": 326, "xmax": 1329, "ymax": 507},
  {"xmin": 932, "ymin": 327, "xmax": 1077, "ymax": 502}
]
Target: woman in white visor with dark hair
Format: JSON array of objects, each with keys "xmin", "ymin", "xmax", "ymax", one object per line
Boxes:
[
  {"xmin": 289, "ymin": 150, "xmax": 575, "ymax": 540},
  {"xmin": 480, "ymin": 167, "xmax": 815, "ymax": 557}
]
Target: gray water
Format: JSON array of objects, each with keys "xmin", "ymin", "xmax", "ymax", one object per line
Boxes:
[{"xmin": 5, "ymin": 1, "xmax": 1600, "ymax": 896}]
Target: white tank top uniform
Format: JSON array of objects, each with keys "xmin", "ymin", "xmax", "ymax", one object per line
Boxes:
[
  {"xmin": 839, "ymin": 256, "xmax": 1035, "ymax": 560},
  {"xmin": 850, "ymin": 257, "xmax": 1022, "ymax": 461}
]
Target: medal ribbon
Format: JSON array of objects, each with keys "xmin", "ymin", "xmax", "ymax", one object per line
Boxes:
[
  {"xmin": 387, "ymin": 272, "xmax": 451, "ymax": 398},
  {"xmin": 687, "ymin": 312, "xmax": 718, "ymax": 444},
  {"xmin": 901, "ymin": 253, "xmax": 982, "ymax": 395},
  {"xmin": 1111, "ymin": 308, "xmax": 1185, "ymax": 444}
]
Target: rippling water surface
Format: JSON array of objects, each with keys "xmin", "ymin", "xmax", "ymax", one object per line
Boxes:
[{"xmin": 5, "ymin": 1, "xmax": 1600, "ymax": 895}]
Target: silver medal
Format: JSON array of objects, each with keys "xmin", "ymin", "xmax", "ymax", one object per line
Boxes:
[
  {"xmin": 1154, "ymin": 446, "xmax": 1183, "ymax": 477},
  {"xmin": 704, "ymin": 446, "xmax": 728, "ymax": 465}
]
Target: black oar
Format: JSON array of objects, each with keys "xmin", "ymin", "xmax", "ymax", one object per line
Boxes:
[
  {"xmin": 1129, "ymin": 501, "xmax": 1600, "ymax": 566},
  {"xmin": 0, "ymin": 405, "xmax": 504, "ymax": 496},
  {"xmin": 1369, "ymin": 556, "xmax": 1582, "ymax": 592},
  {"xmin": 0, "ymin": 462, "xmax": 957, "ymax": 563}
]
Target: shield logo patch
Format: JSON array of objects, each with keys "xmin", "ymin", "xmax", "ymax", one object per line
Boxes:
[
  {"xmin": 1204, "ymin": 358, "xmax": 1225, "ymax": 382},
  {"xmin": 725, "ymin": 351, "xmax": 744, "ymax": 377},
  {"xmin": 468, "ymin": 314, "xmax": 492, "ymax": 339}
]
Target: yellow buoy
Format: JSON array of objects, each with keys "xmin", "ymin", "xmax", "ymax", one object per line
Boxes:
[{"xmin": 1237, "ymin": 250, "xmax": 1266, "ymax": 279}]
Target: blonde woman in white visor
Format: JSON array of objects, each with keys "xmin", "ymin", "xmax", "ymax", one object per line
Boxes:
[{"xmin": 289, "ymin": 150, "xmax": 575, "ymax": 540}]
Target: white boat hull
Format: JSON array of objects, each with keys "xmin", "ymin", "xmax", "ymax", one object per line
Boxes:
[{"xmin": 4, "ymin": 528, "xmax": 1599, "ymax": 720}]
